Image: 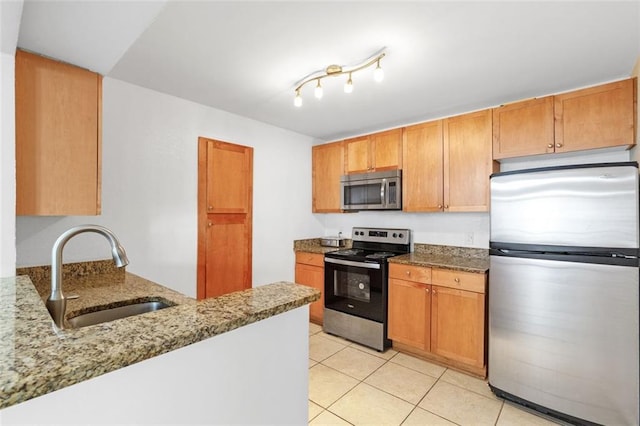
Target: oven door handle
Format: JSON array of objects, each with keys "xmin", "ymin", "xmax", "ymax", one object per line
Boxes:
[{"xmin": 325, "ymin": 257, "xmax": 381, "ymax": 270}]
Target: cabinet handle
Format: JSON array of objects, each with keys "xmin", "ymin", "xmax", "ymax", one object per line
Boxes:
[
  {"xmin": 547, "ymin": 143, "xmax": 554, "ymax": 148},
  {"xmin": 556, "ymin": 143, "xmax": 563, "ymax": 148},
  {"xmin": 454, "ymin": 278, "xmax": 460, "ymax": 283}
]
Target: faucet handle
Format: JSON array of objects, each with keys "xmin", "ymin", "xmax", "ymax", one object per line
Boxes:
[{"xmin": 66, "ymin": 294, "xmax": 80, "ymax": 300}]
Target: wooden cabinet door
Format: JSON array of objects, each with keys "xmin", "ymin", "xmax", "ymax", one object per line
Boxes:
[
  {"xmin": 16, "ymin": 49, "xmax": 102, "ymax": 215},
  {"xmin": 431, "ymin": 285, "xmax": 485, "ymax": 368},
  {"xmin": 492, "ymin": 97, "xmax": 554, "ymax": 159},
  {"xmin": 388, "ymin": 278, "xmax": 430, "ymax": 350},
  {"xmin": 402, "ymin": 121, "xmax": 444, "ymax": 212},
  {"xmin": 555, "ymin": 79, "xmax": 636, "ymax": 153},
  {"xmin": 312, "ymin": 142, "xmax": 344, "ymax": 212},
  {"xmin": 371, "ymin": 128, "xmax": 402, "ymax": 171},
  {"xmin": 295, "ymin": 262, "xmax": 325, "ymax": 324},
  {"xmin": 206, "ymin": 141, "xmax": 252, "ymax": 214},
  {"xmin": 444, "ymin": 110, "xmax": 496, "ymax": 212},
  {"xmin": 345, "ymin": 136, "xmax": 371, "ymax": 174}
]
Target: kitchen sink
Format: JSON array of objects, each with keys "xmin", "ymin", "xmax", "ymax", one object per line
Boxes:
[{"xmin": 67, "ymin": 300, "xmax": 175, "ymax": 328}]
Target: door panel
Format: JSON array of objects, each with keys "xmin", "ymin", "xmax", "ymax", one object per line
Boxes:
[{"xmin": 207, "ymin": 141, "xmax": 251, "ymax": 214}]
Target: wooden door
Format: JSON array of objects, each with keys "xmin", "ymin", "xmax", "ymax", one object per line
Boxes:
[
  {"xmin": 444, "ymin": 110, "xmax": 496, "ymax": 212},
  {"xmin": 312, "ymin": 142, "xmax": 344, "ymax": 212},
  {"xmin": 198, "ymin": 138, "xmax": 253, "ymax": 299},
  {"xmin": 15, "ymin": 49, "xmax": 102, "ymax": 215},
  {"xmin": 371, "ymin": 128, "xmax": 402, "ymax": 171},
  {"xmin": 388, "ymin": 278, "xmax": 430, "ymax": 350},
  {"xmin": 345, "ymin": 136, "xmax": 371, "ymax": 174},
  {"xmin": 555, "ymin": 78, "xmax": 635, "ymax": 153},
  {"xmin": 431, "ymin": 286, "xmax": 485, "ymax": 368},
  {"xmin": 492, "ymin": 97, "xmax": 554, "ymax": 159},
  {"xmin": 402, "ymin": 121, "xmax": 444, "ymax": 212}
]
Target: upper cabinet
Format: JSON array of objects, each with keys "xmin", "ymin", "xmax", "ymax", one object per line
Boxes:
[
  {"xmin": 555, "ymin": 79, "xmax": 636, "ymax": 153},
  {"xmin": 312, "ymin": 142, "xmax": 344, "ymax": 213},
  {"xmin": 444, "ymin": 110, "xmax": 496, "ymax": 212},
  {"xmin": 493, "ymin": 78, "xmax": 636, "ymax": 160},
  {"xmin": 345, "ymin": 128, "xmax": 402, "ymax": 174},
  {"xmin": 16, "ymin": 50, "xmax": 102, "ymax": 216},
  {"xmin": 403, "ymin": 111, "xmax": 496, "ymax": 213},
  {"xmin": 492, "ymin": 96, "xmax": 554, "ymax": 159},
  {"xmin": 403, "ymin": 121, "xmax": 444, "ymax": 212}
]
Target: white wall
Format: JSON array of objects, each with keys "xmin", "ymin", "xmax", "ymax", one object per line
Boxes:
[
  {"xmin": 0, "ymin": 0, "xmax": 22, "ymax": 278},
  {"xmin": 16, "ymin": 78, "xmax": 323, "ymax": 296},
  {"xmin": 0, "ymin": 53, "xmax": 16, "ymax": 278}
]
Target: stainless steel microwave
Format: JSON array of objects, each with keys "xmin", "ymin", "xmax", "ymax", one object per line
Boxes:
[{"xmin": 340, "ymin": 170, "xmax": 402, "ymax": 211}]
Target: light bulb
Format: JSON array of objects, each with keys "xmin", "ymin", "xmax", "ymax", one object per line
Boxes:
[
  {"xmin": 294, "ymin": 90, "xmax": 302, "ymax": 107},
  {"xmin": 314, "ymin": 80, "xmax": 323, "ymax": 99},
  {"xmin": 374, "ymin": 61, "xmax": 384, "ymax": 82},
  {"xmin": 344, "ymin": 73, "xmax": 353, "ymax": 93}
]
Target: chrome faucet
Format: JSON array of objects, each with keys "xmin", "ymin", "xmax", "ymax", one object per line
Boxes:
[{"xmin": 47, "ymin": 225, "xmax": 129, "ymax": 329}]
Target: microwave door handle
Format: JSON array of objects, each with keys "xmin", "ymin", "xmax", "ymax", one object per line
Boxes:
[{"xmin": 380, "ymin": 179, "xmax": 386, "ymax": 205}]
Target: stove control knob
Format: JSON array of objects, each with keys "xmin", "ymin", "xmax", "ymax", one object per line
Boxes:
[
  {"xmin": 399, "ymin": 233, "xmax": 404, "ymax": 239},
  {"xmin": 392, "ymin": 233, "xmax": 397, "ymax": 238}
]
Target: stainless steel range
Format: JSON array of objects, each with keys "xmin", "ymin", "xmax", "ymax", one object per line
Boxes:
[{"xmin": 323, "ymin": 227, "xmax": 411, "ymax": 351}]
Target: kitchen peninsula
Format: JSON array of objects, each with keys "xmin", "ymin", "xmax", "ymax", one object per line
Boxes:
[{"xmin": 0, "ymin": 262, "xmax": 319, "ymax": 425}]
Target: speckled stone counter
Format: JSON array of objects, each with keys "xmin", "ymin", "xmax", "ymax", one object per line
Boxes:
[
  {"xmin": 293, "ymin": 238, "xmax": 352, "ymax": 254},
  {"xmin": 0, "ymin": 264, "xmax": 319, "ymax": 410},
  {"xmin": 390, "ymin": 243, "xmax": 489, "ymax": 273}
]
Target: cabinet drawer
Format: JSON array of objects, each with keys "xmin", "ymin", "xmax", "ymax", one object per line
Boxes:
[
  {"xmin": 295, "ymin": 252, "xmax": 324, "ymax": 267},
  {"xmin": 389, "ymin": 263, "xmax": 431, "ymax": 284},
  {"xmin": 432, "ymin": 269, "xmax": 485, "ymax": 293}
]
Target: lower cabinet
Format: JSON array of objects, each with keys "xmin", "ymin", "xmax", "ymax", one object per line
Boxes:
[
  {"xmin": 388, "ymin": 263, "xmax": 487, "ymax": 376},
  {"xmin": 295, "ymin": 252, "xmax": 324, "ymax": 324}
]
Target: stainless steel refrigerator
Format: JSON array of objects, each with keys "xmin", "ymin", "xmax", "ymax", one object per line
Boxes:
[{"xmin": 489, "ymin": 162, "xmax": 639, "ymax": 425}]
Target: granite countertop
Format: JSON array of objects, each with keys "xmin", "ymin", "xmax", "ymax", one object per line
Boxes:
[
  {"xmin": 293, "ymin": 238, "xmax": 352, "ymax": 254},
  {"xmin": 0, "ymin": 262, "xmax": 319, "ymax": 410},
  {"xmin": 389, "ymin": 244, "xmax": 489, "ymax": 273}
]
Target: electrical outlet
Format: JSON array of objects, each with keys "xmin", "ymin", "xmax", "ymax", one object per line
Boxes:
[{"xmin": 465, "ymin": 233, "xmax": 474, "ymax": 245}]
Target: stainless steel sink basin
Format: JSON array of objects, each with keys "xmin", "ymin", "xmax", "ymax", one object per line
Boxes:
[{"xmin": 67, "ymin": 300, "xmax": 174, "ymax": 328}]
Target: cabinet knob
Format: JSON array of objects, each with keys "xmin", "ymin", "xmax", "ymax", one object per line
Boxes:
[
  {"xmin": 438, "ymin": 204, "xmax": 443, "ymax": 209},
  {"xmin": 425, "ymin": 288, "xmax": 430, "ymax": 293},
  {"xmin": 444, "ymin": 205, "xmax": 449, "ymax": 210},
  {"xmin": 405, "ymin": 270, "xmax": 411, "ymax": 276},
  {"xmin": 547, "ymin": 143, "xmax": 554, "ymax": 148},
  {"xmin": 208, "ymin": 205, "xmax": 213, "ymax": 210},
  {"xmin": 556, "ymin": 143, "xmax": 563, "ymax": 148},
  {"xmin": 432, "ymin": 289, "xmax": 436, "ymax": 295},
  {"xmin": 454, "ymin": 277, "xmax": 460, "ymax": 283},
  {"xmin": 208, "ymin": 222, "xmax": 213, "ymax": 227}
]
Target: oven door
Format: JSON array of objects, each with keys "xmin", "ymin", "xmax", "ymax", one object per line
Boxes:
[{"xmin": 324, "ymin": 257, "xmax": 386, "ymax": 322}]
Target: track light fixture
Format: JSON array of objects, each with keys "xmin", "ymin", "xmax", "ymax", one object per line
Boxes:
[{"xmin": 293, "ymin": 48, "xmax": 386, "ymax": 107}]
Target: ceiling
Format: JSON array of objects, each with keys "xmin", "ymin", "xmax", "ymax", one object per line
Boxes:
[{"xmin": 15, "ymin": 1, "xmax": 640, "ymax": 141}]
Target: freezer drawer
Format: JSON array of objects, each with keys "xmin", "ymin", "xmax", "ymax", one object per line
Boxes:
[
  {"xmin": 489, "ymin": 255, "xmax": 639, "ymax": 425},
  {"xmin": 490, "ymin": 163, "xmax": 639, "ymax": 248}
]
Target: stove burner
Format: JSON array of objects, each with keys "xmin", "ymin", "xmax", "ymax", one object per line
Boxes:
[{"xmin": 365, "ymin": 252, "xmax": 398, "ymax": 260}]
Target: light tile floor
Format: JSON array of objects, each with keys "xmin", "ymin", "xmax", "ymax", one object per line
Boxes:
[{"xmin": 308, "ymin": 322, "xmax": 561, "ymax": 426}]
